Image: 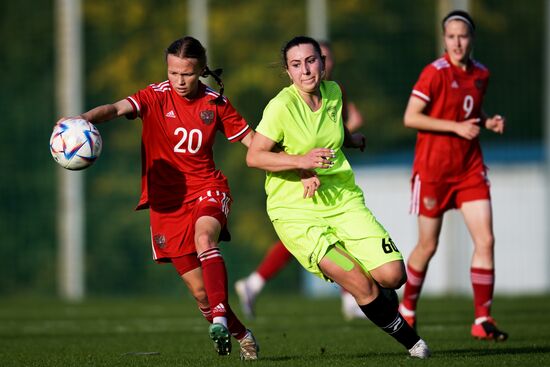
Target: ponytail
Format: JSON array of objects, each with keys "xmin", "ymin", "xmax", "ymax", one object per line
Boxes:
[{"xmin": 203, "ymin": 66, "xmax": 225, "ymax": 105}]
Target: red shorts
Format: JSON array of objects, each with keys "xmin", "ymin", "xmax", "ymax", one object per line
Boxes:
[
  {"xmin": 149, "ymin": 190, "xmax": 232, "ymax": 264},
  {"xmin": 171, "ymin": 254, "xmax": 202, "ymax": 276},
  {"xmin": 410, "ymin": 170, "xmax": 490, "ymax": 218}
]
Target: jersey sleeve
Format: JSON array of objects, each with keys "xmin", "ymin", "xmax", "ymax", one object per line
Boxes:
[
  {"xmin": 125, "ymin": 86, "xmax": 156, "ymax": 120},
  {"xmin": 217, "ymin": 98, "xmax": 251, "ymax": 142},
  {"xmin": 255, "ymin": 98, "xmax": 287, "ymax": 143},
  {"xmin": 411, "ymin": 65, "xmax": 441, "ymax": 104}
]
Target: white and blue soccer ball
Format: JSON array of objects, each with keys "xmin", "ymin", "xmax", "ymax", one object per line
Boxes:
[{"xmin": 49, "ymin": 118, "xmax": 102, "ymax": 170}]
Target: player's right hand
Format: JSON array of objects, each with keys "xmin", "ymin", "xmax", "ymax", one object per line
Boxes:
[{"xmin": 455, "ymin": 118, "xmax": 480, "ymax": 140}]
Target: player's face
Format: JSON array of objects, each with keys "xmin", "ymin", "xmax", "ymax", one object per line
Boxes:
[
  {"xmin": 285, "ymin": 43, "xmax": 324, "ymax": 94},
  {"xmin": 167, "ymin": 54, "xmax": 203, "ymax": 98},
  {"xmin": 320, "ymin": 44, "xmax": 334, "ymax": 80},
  {"xmin": 444, "ymin": 20, "xmax": 473, "ymax": 66}
]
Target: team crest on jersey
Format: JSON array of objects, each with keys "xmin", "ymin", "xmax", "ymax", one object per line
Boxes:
[
  {"xmin": 474, "ymin": 79, "xmax": 484, "ymax": 90},
  {"xmin": 153, "ymin": 234, "xmax": 166, "ymax": 249},
  {"xmin": 200, "ymin": 110, "xmax": 215, "ymax": 125},
  {"xmin": 423, "ymin": 197, "xmax": 437, "ymax": 211},
  {"xmin": 327, "ymin": 107, "xmax": 337, "ymax": 122}
]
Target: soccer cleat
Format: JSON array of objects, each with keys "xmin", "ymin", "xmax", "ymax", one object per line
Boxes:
[
  {"xmin": 235, "ymin": 279, "xmax": 256, "ymax": 319},
  {"xmin": 408, "ymin": 338, "xmax": 431, "ymax": 359},
  {"xmin": 471, "ymin": 317, "xmax": 508, "ymax": 341},
  {"xmin": 238, "ymin": 329, "xmax": 260, "ymax": 361},
  {"xmin": 398, "ymin": 303, "xmax": 416, "ymax": 330},
  {"xmin": 208, "ymin": 323, "xmax": 231, "ymax": 356}
]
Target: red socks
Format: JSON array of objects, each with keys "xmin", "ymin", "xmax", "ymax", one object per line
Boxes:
[
  {"xmin": 198, "ymin": 247, "xmax": 247, "ymax": 339},
  {"xmin": 471, "ymin": 267, "xmax": 494, "ymax": 319},
  {"xmin": 256, "ymin": 240, "xmax": 293, "ymax": 280},
  {"xmin": 401, "ymin": 264, "xmax": 427, "ymax": 312},
  {"xmin": 402, "ymin": 264, "xmax": 495, "ymax": 321},
  {"xmin": 198, "ymin": 306, "xmax": 213, "ymax": 323},
  {"xmin": 198, "ymin": 248, "xmax": 228, "ymax": 319}
]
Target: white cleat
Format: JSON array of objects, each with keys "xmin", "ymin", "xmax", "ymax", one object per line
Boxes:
[
  {"xmin": 235, "ymin": 279, "xmax": 256, "ymax": 320},
  {"xmin": 408, "ymin": 338, "xmax": 431, "ymax": 359},
  {"xmin": 239, "ymin": 329, "xmax": 259, "ymax": 361}
]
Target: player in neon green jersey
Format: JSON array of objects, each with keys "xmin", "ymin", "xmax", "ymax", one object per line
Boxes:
[
  {"xmin": 246, "ymin": 36, "xmax": 430, "ymax": 359},
  {"xmin": 234, "ymin": 41, "xmax": 367, "ymax": 321}
]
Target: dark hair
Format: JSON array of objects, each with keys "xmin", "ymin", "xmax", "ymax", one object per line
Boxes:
[
  {"xmin": 281, "ymin": 36, "xmax": 324, "ymax": 69},
  {"xmin": 442, "ymin": 10, "xmax": 475, "ymax": 35},
  {"xmin": 165, "ymin": 36, "xmax": 225, "ymax": 104}
]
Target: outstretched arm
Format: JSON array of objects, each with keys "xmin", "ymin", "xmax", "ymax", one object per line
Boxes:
[
  {"xmin": 81, "ymin": 99, "xmax": 134, "ymax": 124},
  {"xmin": 57, "ymin": 99, "xmax": 134, "ymax": 125}
]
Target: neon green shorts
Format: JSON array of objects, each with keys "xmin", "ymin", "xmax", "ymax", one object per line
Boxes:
[{"xmin": 272, "ymin": 206, "xmax": 403, "ymax": 280}]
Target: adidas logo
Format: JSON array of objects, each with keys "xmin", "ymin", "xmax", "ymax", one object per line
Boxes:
[
  {"xmin": 213, "ymin": 303, "xmax": 226, "ymax": 314},
  {"xmin": 165, "ymin": 110, "xmax": 176, "ymax": 118},
  {"xmin": 451, "ymin": 80, "xmax": 459, "ymax": 89}
]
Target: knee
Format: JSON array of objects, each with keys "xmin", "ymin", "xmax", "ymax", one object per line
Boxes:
[
  {"xmin": 182, "ymin": 276, "xmax": 209, "ymax": 304},
  {"xmin": 391, "ymin": 271, "xmax": 407, "ymax": 288},
  {"xmin": 372, "ymin": 262, "xmax": 407, "ymax": 289},
  {"xmin": 477, "ymin": 233, "xmax": 495, "ymax": 249},
  {"xmin": 377, "ymin": 271, "xmax": 407, "ymax": 289},
  {"xmin": 417, "ymin": 238, "xmax": 438, "ymax": 258},
  {"xmin": 195, "ymin": 232, "xmax": 216, "ymax": 253},
  {"xmin": 190, "ymin": 286, "xmax": 208, "ymax": 305},
  {"xmin": 474, "ymin": 233, "xmax": 495, "ymax": 256}
]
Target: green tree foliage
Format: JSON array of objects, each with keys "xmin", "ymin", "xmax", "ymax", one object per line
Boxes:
[
  {"xmin": 0, "ymin": 0, "xmax": 56, "ymax": 295},
  {"xmin": 473, "ymin": 0, "xmax": 543, "ymax": 141}
]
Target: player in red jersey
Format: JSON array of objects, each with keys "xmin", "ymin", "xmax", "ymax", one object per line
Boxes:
[
  {"xmin": 399, "ymin": 10, "xmax": 507, "ymax": 341},
  {"xmin": 56, "ymin": 36, "xmax": 259, "ymax": 360},
  {"xmin": 234, "ymin": 41, "xmax": 368, "ymax": 321}
]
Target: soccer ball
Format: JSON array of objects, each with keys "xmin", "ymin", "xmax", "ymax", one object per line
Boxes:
[{"xmin": 49, "ymin": 118, "xmax": 102, "ymax": 170}]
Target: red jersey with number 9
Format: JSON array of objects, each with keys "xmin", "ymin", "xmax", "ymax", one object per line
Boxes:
[
  {"xmin": 410, "ymin": 52, "xmax": 490, "ymax": 182},
  {"xmin": 126, "ymin": 81, "xmax": 250, "ymax": 210}
]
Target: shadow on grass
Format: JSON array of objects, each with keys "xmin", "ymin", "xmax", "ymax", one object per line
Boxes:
[
  {"xmin": 439, "ymin": 345, "xmax": 550, "ymax": 357},
  {"xmin": 259, "ymin": 345, "xmax": 550, "ymax": 362}
]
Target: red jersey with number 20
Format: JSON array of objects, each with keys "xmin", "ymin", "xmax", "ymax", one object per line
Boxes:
[
  {"xmin": 126, "ymin": 81, "xmax": 250, "ymax": 210},
  {"xmin": 410, "ymin": 53, "xmax": 490, "ymax": 182}
]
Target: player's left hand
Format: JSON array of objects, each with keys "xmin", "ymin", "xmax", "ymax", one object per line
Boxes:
[
  {"xmin": 299, "ymin": 170, "xmax": 321, "ymax": 198},
  {"xmin": 350, "ymin": 133, "xmax": 366, "ymax": 151},
  {"xmin": 485, "ymin": 114, "xmax": 505, "ymax": 134}
]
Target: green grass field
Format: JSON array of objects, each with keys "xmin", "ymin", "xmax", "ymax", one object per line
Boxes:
[{"xmin": 1, "ymin": 294, "xmax": 549, "ymax": 366}]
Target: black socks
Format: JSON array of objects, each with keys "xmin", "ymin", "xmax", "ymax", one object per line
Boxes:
[{"xmin": 359, "ymin": 291, "xmax": 420, "ymax": 349}]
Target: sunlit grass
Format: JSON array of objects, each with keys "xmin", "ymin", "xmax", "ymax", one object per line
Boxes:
[{"xmin": 0, "ymin": 294, "xmax": 548, "ymax": 366}]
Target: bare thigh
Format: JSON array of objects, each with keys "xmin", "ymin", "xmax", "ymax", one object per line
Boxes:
[{"xmin": 318, "ymin": 246, "xmax": 378, "ymax": 305}]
